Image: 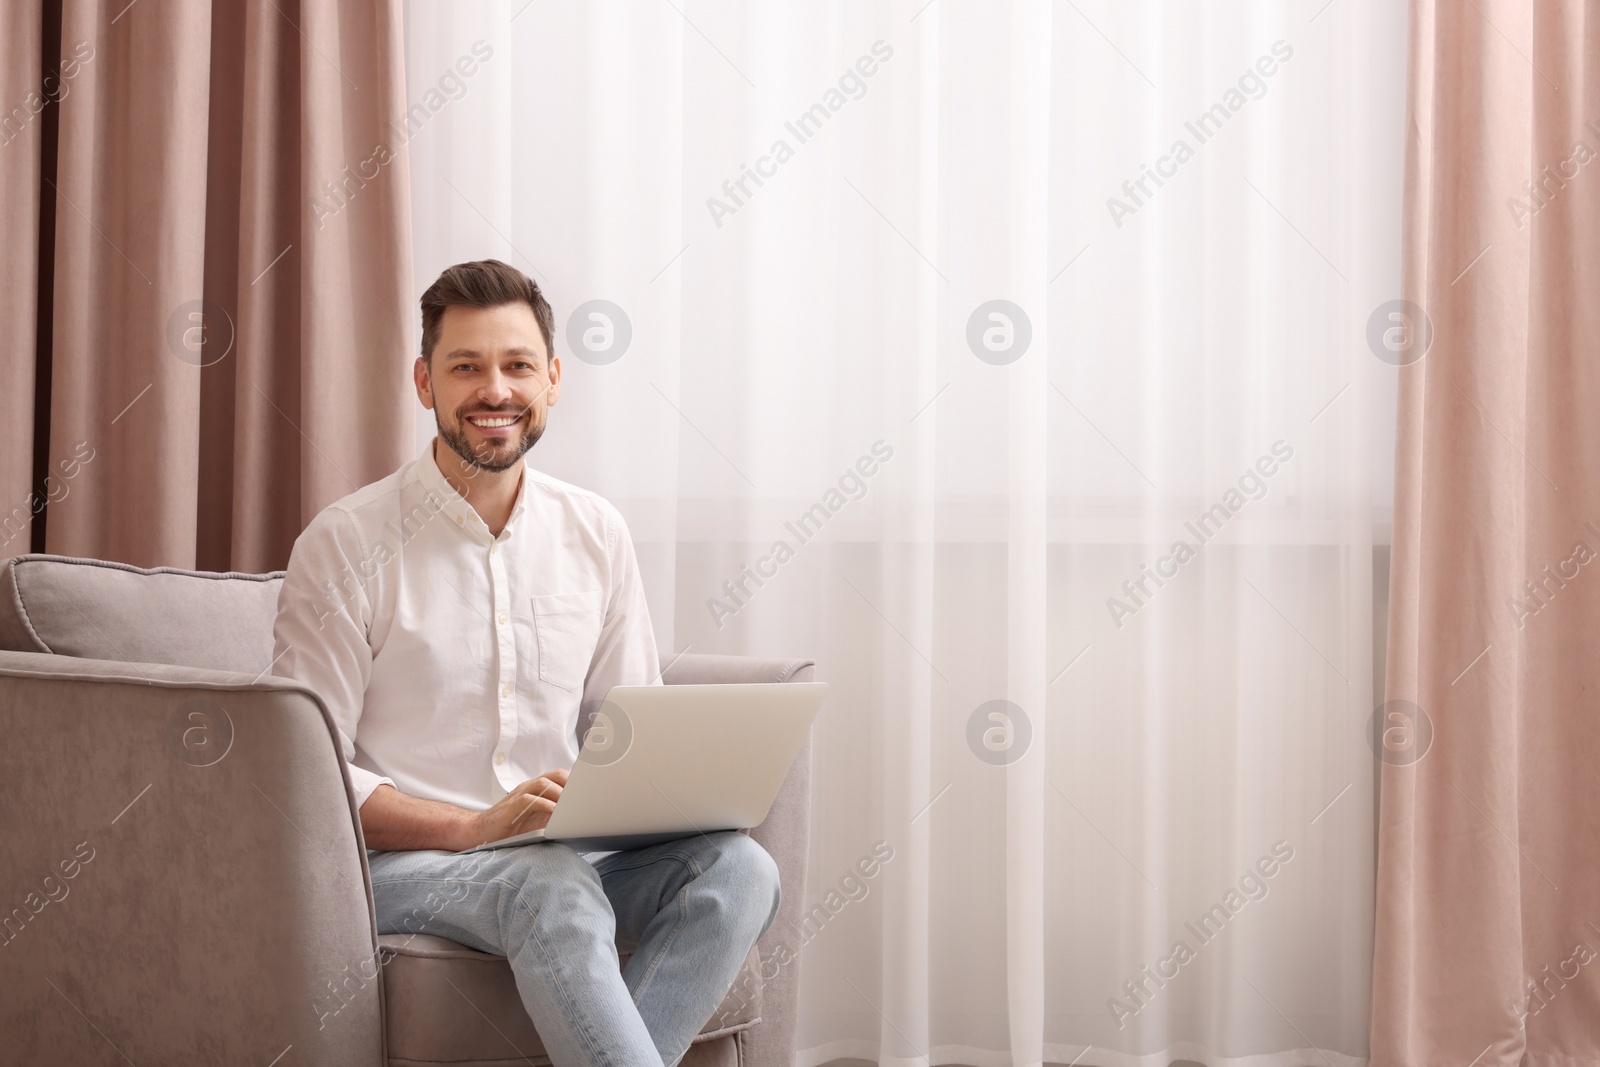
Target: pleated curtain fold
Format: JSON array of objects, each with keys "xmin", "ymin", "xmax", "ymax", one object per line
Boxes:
[
  {"xmin": 1371, "ymin": 2, "xmax": 1600, "ymax": 1064},
  {"xmin": 0, "ymin": 0, "xmax": 413, "ymax": 572},
  {"xmin": 405, "ymin": 4, "xmax": 1401, "ymax": 1063}
]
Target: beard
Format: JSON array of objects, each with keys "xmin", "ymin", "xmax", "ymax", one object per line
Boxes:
[{"xmin": 436, "ymin": 403, "xmax": 545, "ymax": 473}]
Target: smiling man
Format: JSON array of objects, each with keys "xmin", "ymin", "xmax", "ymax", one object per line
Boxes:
[{"xmin": 270, "ymin": 259, "xmax": 779, "ymax": 1066}]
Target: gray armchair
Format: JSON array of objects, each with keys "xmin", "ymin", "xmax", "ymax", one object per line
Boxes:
[{"xmin": 0, "ymin": 554, "xmax": 812, "ymax": 1066}]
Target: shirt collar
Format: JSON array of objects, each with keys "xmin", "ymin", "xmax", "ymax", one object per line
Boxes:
[{"xmin": 415, "ymin": 436, "xmax": 530, "ymax": 538}]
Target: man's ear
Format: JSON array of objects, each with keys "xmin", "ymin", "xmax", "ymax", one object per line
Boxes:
[
  {"xmin": 414, "ymin": 356, "xmax": 435, "ymax": 411},
  {"xmin": 546, "ymin": 353, "xmax": 561, "ymax": 407}
]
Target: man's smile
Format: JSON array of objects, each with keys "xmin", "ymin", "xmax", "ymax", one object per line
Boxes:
[{"xmin": 464, "ymin": 410, "xmax": 526, "ymax": 434}]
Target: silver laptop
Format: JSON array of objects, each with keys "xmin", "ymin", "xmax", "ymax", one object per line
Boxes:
[{"xmin": 459, "ymin": 682, "xmax": 827, "ymax": 853}]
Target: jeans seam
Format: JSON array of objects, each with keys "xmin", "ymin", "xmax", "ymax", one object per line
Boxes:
[
  {"xmin": 626, "ymin": 852, "xmax": 703, "ymax": 1011},
  {"xmin": 370, "ymin": 874, "xmax": 526, "ymax": 895},
  {"xmin": 511, "ymin": 869, "xmax": 618, "ymax": 1067},
  {"xmin": 597, "ymin": 834, "xmax": 730, "ymax": 876}
]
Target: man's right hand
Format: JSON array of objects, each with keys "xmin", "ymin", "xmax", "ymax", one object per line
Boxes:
[{"xmin": 468, "ymin": 769, "xmax": 570, "ymax": 847}]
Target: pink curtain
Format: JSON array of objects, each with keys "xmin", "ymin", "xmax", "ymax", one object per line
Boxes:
[
  {"xmin": 1372, "ymin": 1, "xmax": 1600, "ymax": 1064},
  {"xmin": 1, "ymin": 0, "xmax": 413, "ymax": 572},
  {"xmin": 1, "ymin": 4, "xmax": 46, "ymax": 564}
]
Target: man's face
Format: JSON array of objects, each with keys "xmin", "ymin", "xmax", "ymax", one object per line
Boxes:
[{"xmin": 415, "ymin": 303, "xmax": 561, "ymax": 473}]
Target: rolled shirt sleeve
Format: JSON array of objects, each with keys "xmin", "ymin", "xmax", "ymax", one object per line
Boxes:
[{"xmin": 271, "ymin": 506, "xmax": 396, "ymax": 809}]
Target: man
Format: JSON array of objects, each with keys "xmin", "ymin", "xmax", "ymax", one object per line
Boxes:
[{"xmin": 271, "ymin": 259, "xmax": 779, "ymax": 1066}]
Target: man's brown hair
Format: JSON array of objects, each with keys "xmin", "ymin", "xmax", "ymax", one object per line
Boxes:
[{"xmin": 419, "ymin": 259, "xmax": 555, "ymax": 365}]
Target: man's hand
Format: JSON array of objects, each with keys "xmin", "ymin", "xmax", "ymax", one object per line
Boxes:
[
  {"xmin": 467, "ymin": 769, "xmax": 570, "ymax": 847},
  {"xmin": 357, "ymin": 770, "xmax": 572, "ymax": 852}
]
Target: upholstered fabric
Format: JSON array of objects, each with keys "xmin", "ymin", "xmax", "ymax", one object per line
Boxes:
[
  {"xmin": 0, "ymin": 650, "xmax": 385, "ymax": 1065},
  {"xmin": 0, "ymin": 554, "xmax": 283, "ymax": 673},
  {"xmin": 0, "ymin": 554, "xmax": 814, "ymax": 1066},
  {"xmin": 680, "ymin": 1033, "xmax": 744, "ymax": 1067}
]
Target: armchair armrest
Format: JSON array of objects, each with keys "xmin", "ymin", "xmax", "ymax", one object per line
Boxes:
[
  {"xmin": 0, "ymin": 649, "xmax": 384, "ymax": 1066},
  {"xmin": 661, "ymin": 653, "xmax": 815, "ymax": 1067}
]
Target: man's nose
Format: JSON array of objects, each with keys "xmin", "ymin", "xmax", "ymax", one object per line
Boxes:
[{"xmin": 478, "ymin": 367, "xmax": 514, "ymax": 406}]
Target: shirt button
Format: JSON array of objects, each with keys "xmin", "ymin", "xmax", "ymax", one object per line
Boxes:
[
  {"xmin": 455, "ymin": 515, "xmax": 463, "ymax": 526},
  {"xmin": 495, "ymin": 752, "xmax": 507, "ymax": 765},
  {"xmin": 498, "ymin": 613, "xmax": 508, "ymax": 625},
  {"xmin": 490, "ymin": 543, "xmax": 498, "ymax": 555},
  {"xmin": 501, "ymin": 684, "xmax": 512, "ymax": 697}
]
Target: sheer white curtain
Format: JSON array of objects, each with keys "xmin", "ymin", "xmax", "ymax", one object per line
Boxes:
[{"xmin": 403, "ymin": 2, "xmax": 1404, "ymax": 1064}]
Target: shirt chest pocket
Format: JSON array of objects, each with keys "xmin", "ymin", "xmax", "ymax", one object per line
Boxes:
[{"xmin": 531, "ymin": 590, "xmax": 604, "ymax": 693}]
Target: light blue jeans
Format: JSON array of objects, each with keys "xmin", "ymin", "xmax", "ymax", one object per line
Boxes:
[{"xmin": 365, "ymin": 831, "xmax": 779, "ymax": 1067}]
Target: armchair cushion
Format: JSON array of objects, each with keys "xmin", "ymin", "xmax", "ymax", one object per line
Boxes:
[{"xmin": 0, "ymin": 553, "xmax": 281, "ymax": 672}]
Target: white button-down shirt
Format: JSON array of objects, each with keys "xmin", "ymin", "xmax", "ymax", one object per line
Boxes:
[{"xmin": 271, "ymin": 438, "xmax": 661, "ymax": 816}]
